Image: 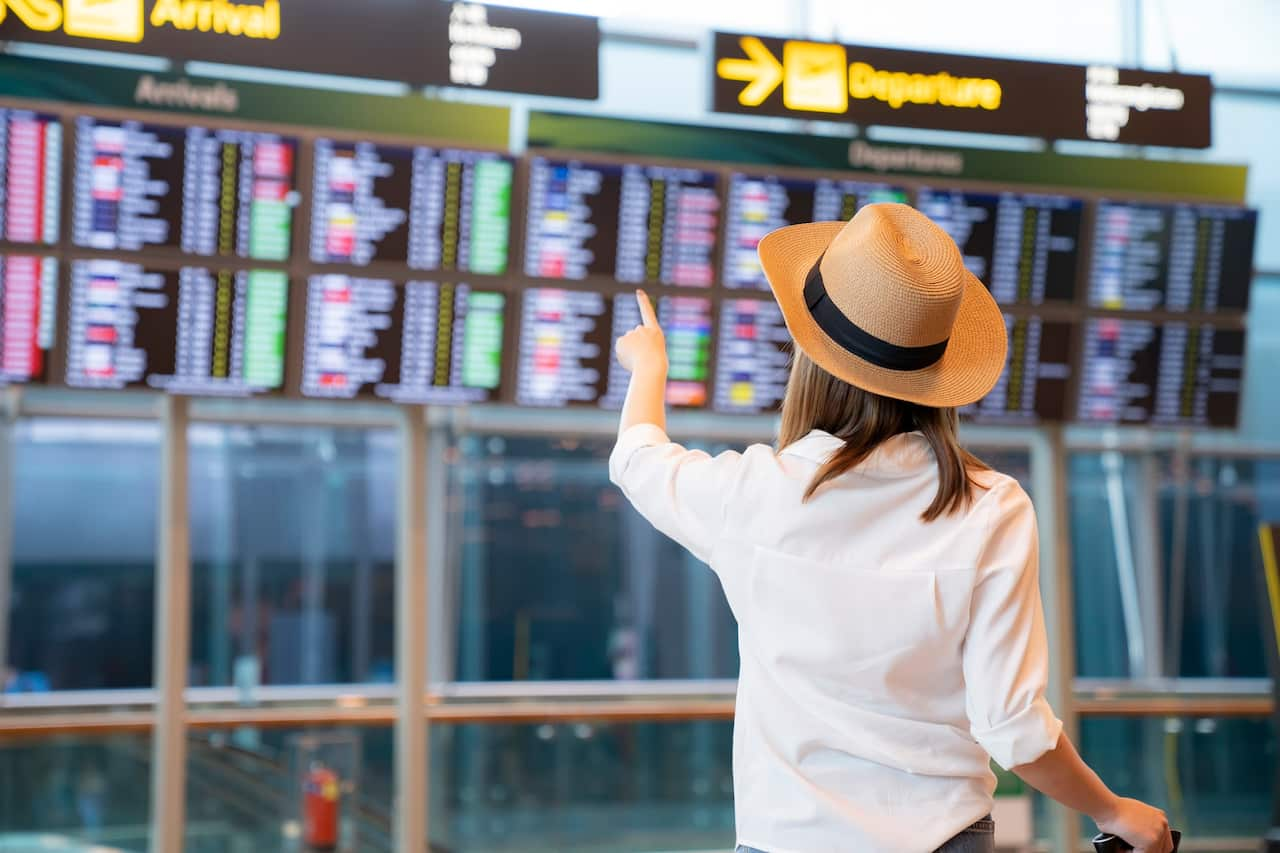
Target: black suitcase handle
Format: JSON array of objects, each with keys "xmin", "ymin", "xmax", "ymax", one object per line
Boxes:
[{"xmin": 1092, "ymin": 829, "xmax": 1181, "ymax": 852}]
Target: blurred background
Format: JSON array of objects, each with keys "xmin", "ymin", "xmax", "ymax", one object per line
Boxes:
[{"xmin": 0, "ymin": 0, "xmax": 1278, "ymax": 851}]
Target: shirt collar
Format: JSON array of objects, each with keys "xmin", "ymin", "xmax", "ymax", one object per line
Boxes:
[{"xmin": 780, "ymin": 429, "xmax": 933, "ymax": 476}]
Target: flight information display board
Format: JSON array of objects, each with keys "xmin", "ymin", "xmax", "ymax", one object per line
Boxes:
[
  {"xmin": 916, "ymin": 189, "xmax": 1084, "ymax": 305},
  {"xmin": 524, "ymin": 157, "xmax": 721, "ymax": 286},
  {"xmin": 0, "ymin": 109, "xmax": 61, "ymax": 245},
  {"xmin": 1076, "ymin": 317, "xmax": 1244, "ymax": 427},
  {"xmin": 309, "ymin": 140, "xmax": 512, "ymax": 273},
  {"xmin": 515, "ymin": 288, "xmax": 612, "ymax": 407},
  {"xmin": 299, "ymin": 275, "xmax": 505, "ymax": 404},
  {"xmin": 65, "ymin": 259, "xmax": 288, "ymax": 396},
  {"xmin": 713, "ymin": 297, "xmax": 792, "ymax": 413},
  {"xmin": 962, "ymin": 314, "xmax": 1075, "ymax": 423},
  {"xmin": 1088, "ymin": 202, "xmax": 1257, "ymax": 312},
  {"xmin": 601, "ymin": 295, "xmax": 712, "ymax": 409},
  {"xmin": 71, "ymin": 117, "xmax": 298, "ymax": 260},
  {"xmin": 0, "ymin": 254, "xmax": 57, "ymax": 385},
  {"xmin": 723, "ymin": 173, "xmax": 908, "ymax": 290}
]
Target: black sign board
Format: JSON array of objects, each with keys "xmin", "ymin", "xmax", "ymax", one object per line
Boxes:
[
  {"xmin": 712, "ymin": 32, "xmax": 1211, "ymax": 148},
  {"xmin": 0, "ymin": 0, "xmax": 599, "ymax": 100}
]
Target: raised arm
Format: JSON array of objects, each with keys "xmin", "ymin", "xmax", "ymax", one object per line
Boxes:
[{"xmin": 616, "ymin": 290, "xmax": 668, "ymax": 436}]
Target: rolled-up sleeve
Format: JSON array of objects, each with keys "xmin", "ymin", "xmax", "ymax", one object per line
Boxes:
[
  {"xmin": 963, "ymin": 480, "xmax": 1064, "ymax": 770},
  {"xmin": 608, "ymin": 424, "xmax": 744, "ymax": 563}
]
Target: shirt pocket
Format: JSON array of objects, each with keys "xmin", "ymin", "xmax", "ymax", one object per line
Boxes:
[{"xmin": 745, "ymin": 544, "xmax": 974, "ymax": 686}]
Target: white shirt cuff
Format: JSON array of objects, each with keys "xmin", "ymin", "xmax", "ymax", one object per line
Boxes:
[
  {"xmin": 608, "ymin": 423, "xmax": 671, "ymax": 486},
  {"xmin": 974, "ymin": 697, "xmax": 1064, "ymax": 769}
]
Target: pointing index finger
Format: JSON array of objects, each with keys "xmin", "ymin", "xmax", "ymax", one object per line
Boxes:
[{"xmin": 636, "ymin": 290, "xmax": 659, "ymax": 328}]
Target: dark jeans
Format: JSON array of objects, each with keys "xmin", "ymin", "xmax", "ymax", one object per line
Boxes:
[{"xmin": 736, "ymin": 814, "xmax": 995, "ymax": 853}]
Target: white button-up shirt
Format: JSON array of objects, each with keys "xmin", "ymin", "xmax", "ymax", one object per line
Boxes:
[{"xmin": 609, "ymin": 425, "xmax": 1063, "ymax": 853}]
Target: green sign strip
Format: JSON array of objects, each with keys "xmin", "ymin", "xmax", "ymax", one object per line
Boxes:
[
  {"xmin": 528, "ymin": 111, "xmax": 1248, "ymax": 202},
  {"xmin": 0, "ymin": 56, "xmax": 511, "ymax": 147}
]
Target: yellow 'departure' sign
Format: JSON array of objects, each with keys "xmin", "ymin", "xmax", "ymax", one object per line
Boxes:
[
  {"xmin": 711, "ymin": 31, "xmax": 1213, "ymax": 149},
  {"xmin": 717, "ymin": 35, "xmax": 1001, "ymax": 115}
]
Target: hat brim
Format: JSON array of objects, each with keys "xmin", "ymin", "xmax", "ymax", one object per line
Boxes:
[{"xmin": 758, "ymin": 221, "xmax": 1008, "ymax": 409}]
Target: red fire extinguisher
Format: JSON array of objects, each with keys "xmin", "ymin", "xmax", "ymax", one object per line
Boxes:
[{"xmin": 302, "ymin": 761, "xmax": 340, "ymax": 850}]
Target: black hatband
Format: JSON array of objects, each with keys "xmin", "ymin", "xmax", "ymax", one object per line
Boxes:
[{"xmin": 803, "ymin": 254, "xmax": 949, "ymax": 372}]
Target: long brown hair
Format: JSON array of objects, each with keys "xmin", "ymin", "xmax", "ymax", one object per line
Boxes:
[{"xmin": 778, "ymin": 349, "xmax": 989, "ymax": 521}]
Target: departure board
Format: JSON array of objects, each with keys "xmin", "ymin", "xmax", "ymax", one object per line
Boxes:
[
  {"xmin": 71, "ymin": 117, "xmax": 298, "ymax": 260},
  {"xmin": 916, "ymin": 189, "xmax": 1084, "ymax": 305},
  {"xmin": 1077, "ymin": 317, "xmax": 1244, "ymax": 427},
  {"xmin": 713, "ymin": 297, "xmax": 792, "ymax": 413},
  {"xmin": 514, "ymin": 288, "xmax": 612, "ymax": 406},
  {"xmin": 299, "ymin": 275, "xmax": 505, "ymax": 403},
  {"xmin": 65, "ymin": 259, "xmax": 288, "ymax": 396},
  {"xmin": 0, "ymin": 254, "xmax": 58, "ymax": 385},
  {"xmin": 723, "ymin": 173, "xmax": 907, "ymax": 289},
  {"xmin": 0, "ymin": 109, "xmax": 61, "ymax": 245},
  {"xmin": 1088, "ymin": 202, "xmax": 1257, "ymax": 312},
  {"xmin": 961, "ymin": 315, "xmax": 1075, "ymax": 423},
  {"xmin": 310, "ymin": 140, "xmax": 512, "ymax": 273},
  {"xmin": 524, "ymin": 157, "xmax": 721, "ymax": 286},
  {"xmin": 601, "ymin": 295, "xmax": 712, "ymax": 409}
]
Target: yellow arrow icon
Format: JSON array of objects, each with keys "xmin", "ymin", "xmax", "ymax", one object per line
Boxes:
[
  {"xmin": 0, "ymin": 0, "xmax": 65, "ymax": 31},
  {"xmin": 717, "ymin": 35, "xmax": 783, "ymax": 107}
]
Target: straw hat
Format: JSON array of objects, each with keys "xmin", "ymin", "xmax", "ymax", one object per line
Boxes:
[{"xmin": 758, "ymin": 202, "xmax": 1007, "ymax": 408}]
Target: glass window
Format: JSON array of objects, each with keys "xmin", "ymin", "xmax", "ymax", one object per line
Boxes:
[
  {"xmin": 1241, "ymin": 277, "xmax": 1280, "ymax": 438},
  {"xmin": 431, "ymin": 720, "xmax": 734, "ymax": 852},
  {"xmin": 445, "ymin": 433, "xmax": 739, "ymax": 682},
  {"xmin": 185, "ymin": 725, "xmax": 392, "ymax": 852},
  {"xmin": 188, "ymin": 425, "xmax": 398, "ymax": 688},
  {"xmin": 1157, "ymin": 454, "xmax": 1277, "ymax": 678},
  {"xmin": 0, "ymin": 734, "xmax": 152, "ymax": 848},
  {"xmin": 1204, "ymin": 95, "xmax": 1280, "ymax": 271},
  {"xmin": 8, "ymin": 419, "xmax": 160, "ymax": 692},
  {"xmin": 1069, "ymin": 452, "xmax": 1147, "ymax": 678},
  {"xmin": 1079, "ymin": 715, "xmax": 1276, "ymax": 840}
]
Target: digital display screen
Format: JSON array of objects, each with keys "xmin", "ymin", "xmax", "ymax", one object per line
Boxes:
[
  {"xmin": 309, "ymin": 140, "xmax": 512, "ymax": 273},
  {"xmin": 71, "ymin": 117, "xmax": 298, "ymax": 260},
  {"xmin": 1077, "ymin": 317, "xmax": 1244, "ymax": 427},
  {"xmin": 602, "ymin": 295, "xmax": 712, "ymax": 409},
  {"xmin": 0, "ymin": 254, "xmax": 57, "ymax": 385},
  {"xmin": 916, "ymin": 189, "xmax": 1084, "ymax": 305},
  {"xmin": 299, "ymin": 275, "xmax": 505, "ymax": 404},
  {"xmin": 524, "ymin": 157, "xmax": 721, "ymax": 286},
  {"xmin": 1088, "ymin": 202, "xmax": 1257, "ymax": 312},
  {"xmin": 514, "ymin": 288, "xmax": 612, "ymax": 407},
  {"xmin": 65, "ymin": 259, "xmax": 288, "ymax": 396},
  {"xmin": 0, "ymin": 109, "xmax": 61, "ymax": 245},
  {"xmin": 723, "ymin": 172, "xmax": 907, "ymax": 290},
  {"xmin": 713, "ymin": 297, "xmax": 793, "ymax": 414},
  {"xmin": 961, "ymin": 315, "xmax": 1075, "ymax": 423}
]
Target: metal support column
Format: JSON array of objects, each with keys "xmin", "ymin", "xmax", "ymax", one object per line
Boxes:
[
  {"xmin": 151, "ymin": 395, "xmax": 192, "ymax": 853},
  {"xmin": 1031, "ymin": 426, "xmax": 1079, "ymax": 853},
  {"xmin": 396, "ymin": 405, "xmax": 430, "ymax": 852},
  {"xmin": 0, "ymin": 388, "xmax": 19, "ymax": 688}
]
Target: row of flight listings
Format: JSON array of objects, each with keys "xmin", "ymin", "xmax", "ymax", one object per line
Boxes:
[{"xmin": 0, "ymin": 107, "xmax": 1258, "ymax": 427}]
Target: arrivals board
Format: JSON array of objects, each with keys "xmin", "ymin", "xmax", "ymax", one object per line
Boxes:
[
  {"xmin": 71, "ymin": 117, "xmax": 297, "ymax": 260},
  {"xmin": 65, "ymin": 259, "xmax": 288, "ymax": 396},
  {"xmin": 961, "ymin": 315, "xmax": 1075, "ymax": 423},
  {"xmin": 310, "ymin": 139, "xmax": 512, "ymax": 273},
  {"xmin": 0, "ymin": 254, "xmax": 57, "ymax": 384},
  {"xmin": 514, "ymin": 287, "xmax": 613, "ymax": 407},
  {"xmin": 0, "ymin": 109, "xmax": 61, "ymax": 245},
  {"xmin": 713, "ymin": 297, "xmax": 792, "ymax": 414},
  {"xmin": 299, "ymin": 275, "xmax": 505, "ymax": 404}
]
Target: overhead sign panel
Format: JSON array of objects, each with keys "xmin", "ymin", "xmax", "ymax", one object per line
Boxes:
[
  {"xmin": 712, "ymin": 32, "xmax": 1212, "ymax": 148},
  {"xmin": 0, "ymin": 0, "xmax": 600, "ymax": 99}
]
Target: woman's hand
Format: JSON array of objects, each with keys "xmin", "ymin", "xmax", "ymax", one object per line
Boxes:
[
  {"xmin": 1095, "ymin": 797, "xmax": 1174, "ymax": 853},
  {"xmin": 615, "ymin": 290, "xmax": 668, "ymax": 376}
]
